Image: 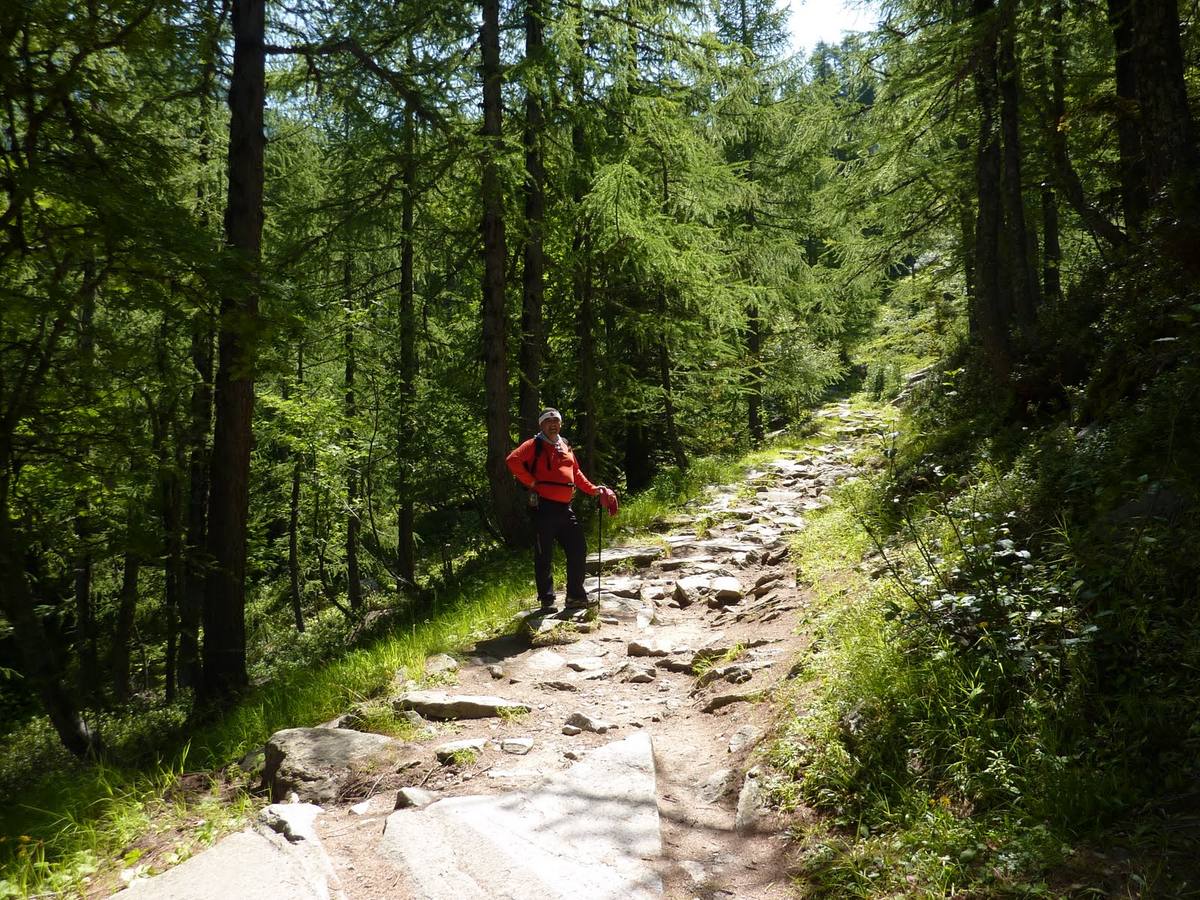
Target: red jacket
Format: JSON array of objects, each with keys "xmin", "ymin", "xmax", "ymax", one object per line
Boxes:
[{"xmin": 506, "ymin": 436, "xmax": 598, "ymax": 504}]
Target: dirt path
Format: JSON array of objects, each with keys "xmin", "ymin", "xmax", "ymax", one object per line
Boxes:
[{"xmin": 310, "ymin": 402, "xmax": 884, "ymax": 899}]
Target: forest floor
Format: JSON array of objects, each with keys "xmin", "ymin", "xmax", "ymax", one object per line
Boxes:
[{"xmin": 108, "ymin": 400, "xmax": 885, "ymax": 900}]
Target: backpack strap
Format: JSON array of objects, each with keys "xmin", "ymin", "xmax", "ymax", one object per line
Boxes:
[{"xmin": 524, "ymin": 437, "xmax": 544, "ymax": 476}]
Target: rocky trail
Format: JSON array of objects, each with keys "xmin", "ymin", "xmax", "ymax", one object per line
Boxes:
[{"xmin": 117, "ymin": 403, "xmax": 885, "ymax": 900}]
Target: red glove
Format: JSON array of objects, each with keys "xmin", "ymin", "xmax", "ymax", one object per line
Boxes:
[{"xmin": 598, "ymin": 486, "xmax": 619, "ymax": 517}]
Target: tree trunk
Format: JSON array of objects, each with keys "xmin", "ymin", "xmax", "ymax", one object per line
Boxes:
[
  {"xmin": 0, "ymin": 472, "xmax": 101, "ymax": 758},
  {"xmin": 287, "ymin": 346, "xmax": 305, "ymax": 632},
  {"xmin": 971, "ymin": 0, "xmax": 1011, "ymax": 378},
  {"xmin": 997, "ymin": 3, "xmax": 1040, "ymax": 332},
  {"xmin": 1105, "ymin": 0, "xmax": 1148, "ymax": 230},
  {"xmin": 111, "ymin": 540, "xmax": 140, "ymax": 705},
  {"xmin": 73, "ymin": 267, "xmax": 100, "ymax": 703},
  {"xmin": 201, "ymin": 0, "xmax": 265, "ymax": 705},
  {"xmin": 658, "ymin": 336, "xmax": 687, "ymax": 470},
  {"xmin": 182, "ymin": 0, "xmax": 220, "ymax": 693},
  {"xmin": 624, "ymin": 421, "xmax": 654, "ymax": 493},
  {"xmin": 746, "ymin": 304, "xmax": 764, "ymax": 443},
  {"xmin": 570, "ymin": 23, "xmax": 598, "ymax": 478},
  {"xmin": 155, "ymin": 410, "xmax": 184, "ymax": 705},
  {"xmin": 518, "ymin": 0, "xmax": 546, "ymax": 441},
  {"xmin": 1130, "ymin": 0, "xmax": 1195, "ymax": 212},
  {"xmin": 1042, "ymin": 0, "xmax": 1127, "ymax": 249},
  {"xmin": 1039, "ymin": 0, "xmax": 1063, "ymax": 303},
  {"xmin": 180, "ymin": 320, "xmax": 212, "ymax": 693},
  {"xmin": 343, "ymin": 257, "xmax": 362, "ymax": 613},
  {"xmin": 481, "ymin": 0, "xmax": 526, "ymax": 545},
  {"xmin": 397, "ymin": 101, "xmax": 417, "ymax": 588}
]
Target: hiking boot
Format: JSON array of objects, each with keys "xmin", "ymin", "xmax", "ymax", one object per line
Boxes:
[
  {"xmin": 563, "ymin": 595, "xmax": 593, "ymax": 610},
  {"xmin": 538, "ymin": 597, "xmax": 557, "ymax": 613}
]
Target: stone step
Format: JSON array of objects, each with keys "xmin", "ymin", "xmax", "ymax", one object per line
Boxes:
[{"xmin": 379, "ymin": 733, "xmax": 662, "ymax": 899}]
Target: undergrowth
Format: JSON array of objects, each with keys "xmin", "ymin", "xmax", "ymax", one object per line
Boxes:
[{"xmin": 770, "ymin": 368, "xmax": 1200, "ymax": 896}]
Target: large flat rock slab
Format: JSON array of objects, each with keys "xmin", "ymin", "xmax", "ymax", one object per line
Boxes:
[
  {"xmin": 380, "ymin": 732, "xmax": 662, "ymax": 899},
  {"xmin": 115, "ymin": 829, "xmax": 335, "ymax": 899},
  {"xmin": 394, "ymin": 690, "xmax": 531, "ymax": 720},
  {"xmin": 586, "ymin": 545, "xmax": 663, "ymax": 573}
]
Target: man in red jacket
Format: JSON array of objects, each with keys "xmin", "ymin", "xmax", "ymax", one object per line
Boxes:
[{"xmin": 506, "ymin": 408, "xmax": 618, "ymax": 611}]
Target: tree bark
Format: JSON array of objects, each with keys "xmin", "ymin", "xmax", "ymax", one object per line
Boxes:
[
  {"xmin": 343, "ymin": 256, "xmax": 362, "ymax": 612},
  {"xmin": 1105, "ymin": 0, "xmax": 1148, "ymax": 230},
  {"xmin": 518, "ymin": 0, "xmax": 546, "ymax": 441},
  {"xmin": 1129, "ymin": 0, "xmax": 1195, "ymax": 212},
  {"xmin": 111, "ymin": 537, "xmax": 140, "ymax": 705},
  {"xmin": 181, "ymin": 0, "xmax": 221, "ymax": 693},
  {"xmin": 0, "ymin": 471, "xmax": 101, "ymax": 758},
  {"xmin": 480, "ymin": 0, "xmax": 526, "ymax": 545},
  {"xmin": 571, "ymin": 20, "xmax": 598, "ymax": 478},
  {"xmin": 971, "ymin": 0, "xmax": 1012, "ymax": 377},
  {"xmin": 287, "ymin": 345, "xmax": 305, "ymax": 632},
  {"xmin": 201, "ymin": 0, "xmax": 265, "ymax": 705},
  {"xmin": 997, "ymin": 2, "xmax": 1040, "ymax": 331},
  {"xmin": 658, "ymin": 337, "xmax": 687, "ymax": 470},
  {"xmin": 73, "ymin": 266, "xmax": 99, "ymax": 703},
  {"xmin": 397, "ymin": 100, "xmax": 417, "ymax": 588}
]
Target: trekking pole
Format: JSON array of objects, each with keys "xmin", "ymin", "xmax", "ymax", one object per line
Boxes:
[{"xmin": 596, "ymin": 492, "xmax": 604, "ymax": 602}]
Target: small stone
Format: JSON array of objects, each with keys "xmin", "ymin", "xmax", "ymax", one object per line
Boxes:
[
  {"xmin": 703, "ymin": 693, "xmax": 755, "ymax": 714},
  {"xmin": 565, "ymin": 657, "xmax": 606, "ymax": 672},
  {"xmin": 679, "ymin": 860, "xmax": 708, "ymax": 885},
  {"xmin": 618, "ymin": 662, "xmax": 657, "ymax": 684},
  {"xmin": 424, "ymin": 653, "xmax": 459, "ymax": 676},
  {"xmin": 501, "ymin": 737, "xmax": 534, "ymax": 755},
  {"xmin": 564, "ymin": 711, "xmax": 613, "ymax": 734},
  {"xmin": 627, "ymin": 639, "xmax": 673, "ymax": 657},
  {"xmin": 349, "ymin": 800, "xmax": 373, "ymax": 816},
  {"xmin": 487, "ymin": 664, "xmax": 504, "ymax": 679},
  {"xmin": 537, "ymin": 680, "xmax": 578, "ymax": 692},
  {"xmin": 710, "ymin": 576, "xmax": 745, "ymax": 603},
  {"xmin": 673, "ymin": 574, "xmax": 711, "ymax": 606},
  {"xmin": 562, "ymin": 724, "xmax": 583, "ymax": 736},
  {"xmin": 699, "ymin": 768, "xmax": 733, "ymax": 803},
  {"xmin": 434, "ymin": 737, "xmax": 487, "ymax": 763},
  {"xmin": 394, "ymin": 787, "xmax": 436, "ymax": 809},
  {"xmin": 735, "ymin": 767, "xmax": 766, "ymax": 833},
  {"xmin": 728, "ymin": 725, "xmax": 759, "ymax": 754},
  {"xmin": 563, "ymin": 749, "xmax": 582, "ymax": 760}
]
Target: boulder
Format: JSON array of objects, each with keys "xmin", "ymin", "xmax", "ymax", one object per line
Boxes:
[{"xmin": 263, "ymin": 728, "xmax": 416, "ymax": 803}]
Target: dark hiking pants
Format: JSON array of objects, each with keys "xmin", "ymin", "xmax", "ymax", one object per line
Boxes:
[{"xmin": 532, "ymin": 499, "xmax": 587, "ymax": 604}]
